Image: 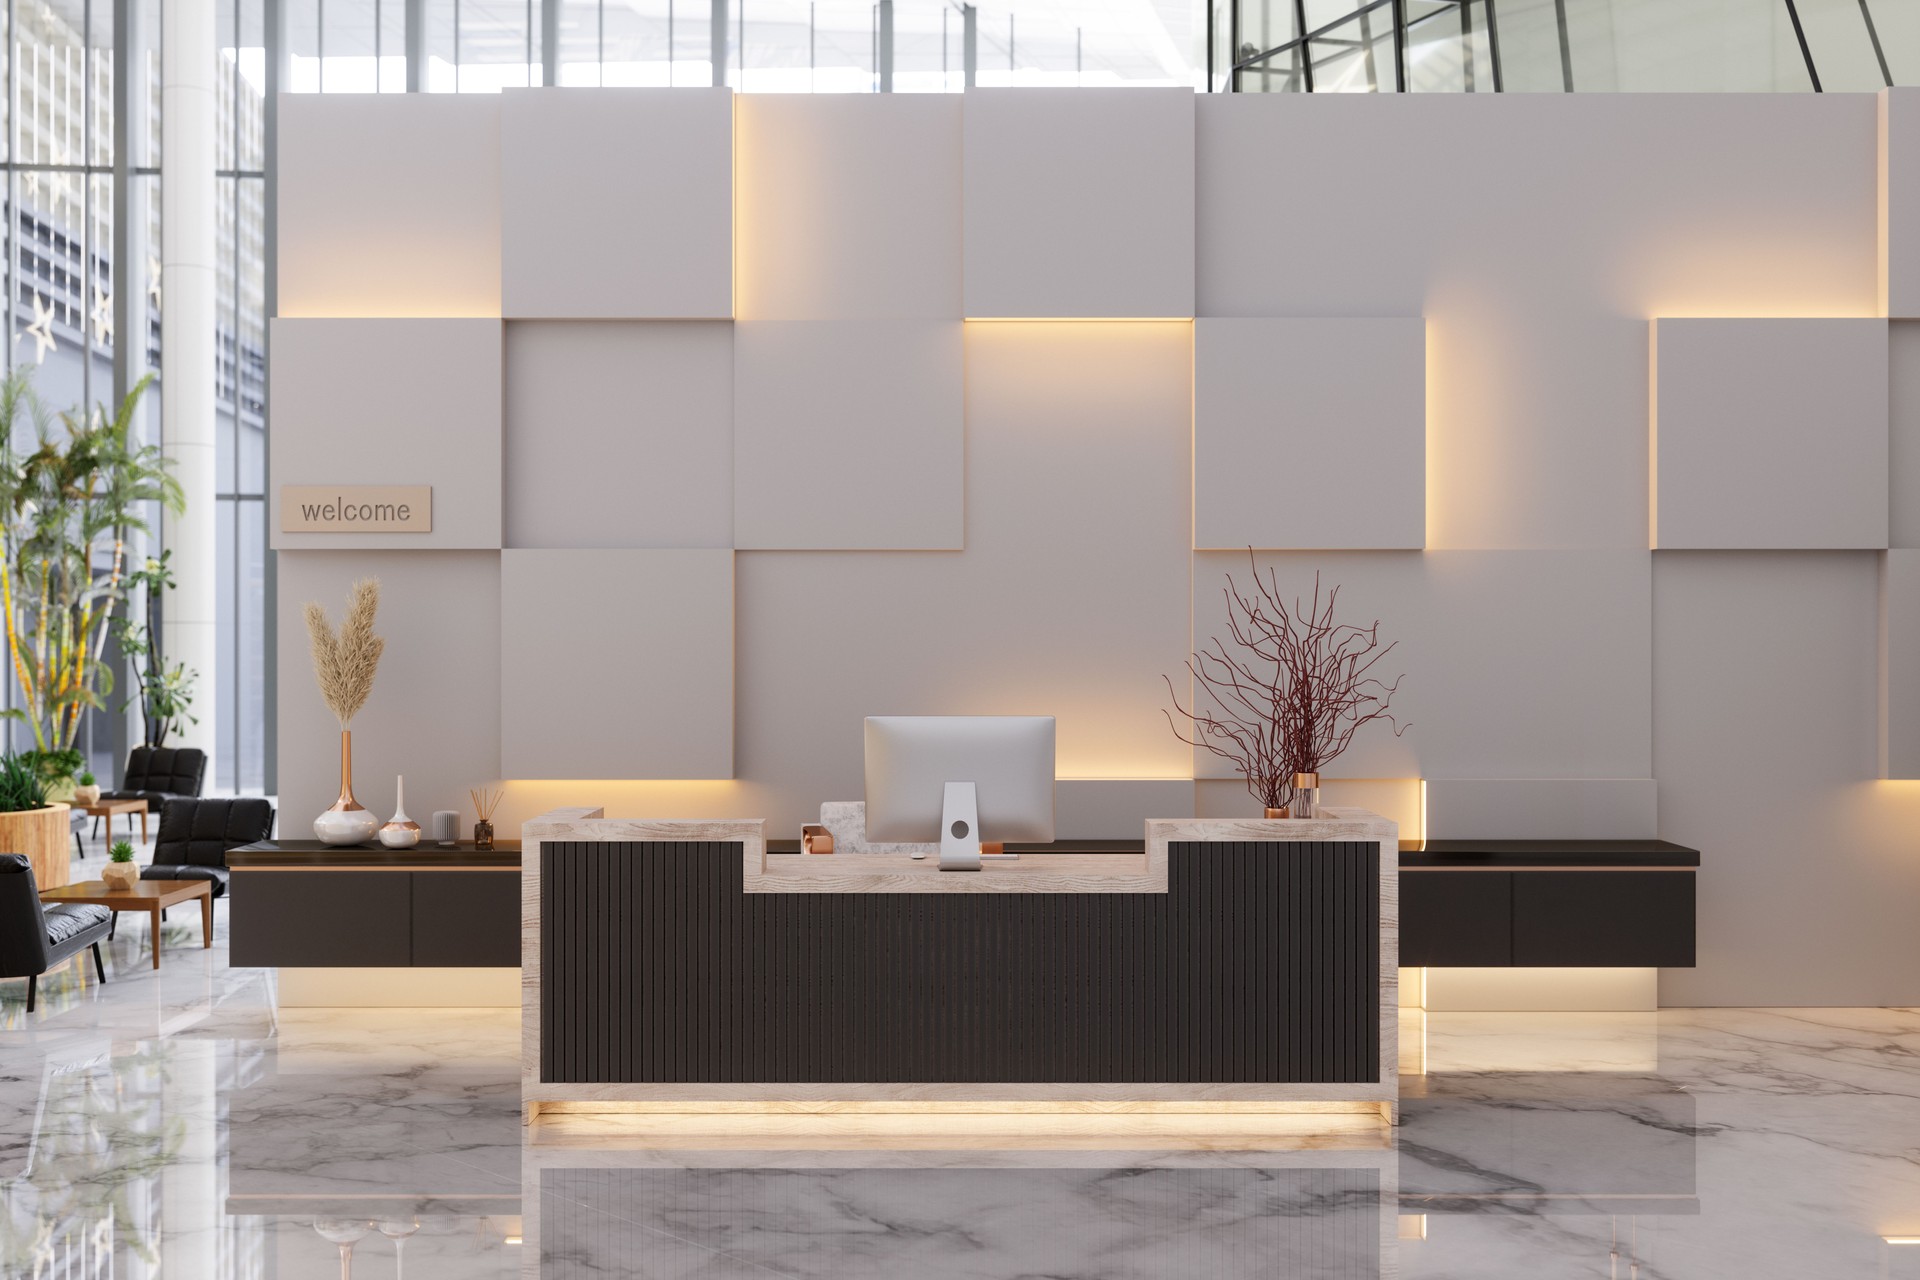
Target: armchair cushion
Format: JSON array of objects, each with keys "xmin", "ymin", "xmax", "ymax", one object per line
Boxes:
[
  {"xmin": 0, "ymin": 855, "xmax": 111, "ymax": 979},
  {"xmin": 102, "ymin": 747, "xmax": 208, "ymax": 812},
  {"xmin": 45, "ymin": 903, "xmax": 110, "ymax": 946},
  {"xmin": 143, "ymin": 799, "xmax": 274, "ymax": 901}
]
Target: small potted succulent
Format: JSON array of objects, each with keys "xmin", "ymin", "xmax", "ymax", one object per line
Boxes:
[
  {"xmin": 73, "ymin": 770, "xmax": 100, "ymax": 806},
  {"xmin": 102, "ymin": 839, "xmax": 140, "ymax": 891}
]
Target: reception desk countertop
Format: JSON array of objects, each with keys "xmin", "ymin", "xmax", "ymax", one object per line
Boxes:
[{"xmin": 523, "ymin": 809, "xmax": 1396, "ymax": 895}]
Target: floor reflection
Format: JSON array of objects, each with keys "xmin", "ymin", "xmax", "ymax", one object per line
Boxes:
[
  {"xmin": 536, "ymin": 1165, "xmax": 1383, "ymax": 1279},
  {"xmin": 5, "ymin": 923, "xmax": 1920, "ymax": 1280}
]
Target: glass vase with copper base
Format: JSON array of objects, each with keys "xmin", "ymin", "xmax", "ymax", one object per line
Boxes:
[{"xmin": 314, "ymin": 729, "xmax": 379, "ymax": 845}]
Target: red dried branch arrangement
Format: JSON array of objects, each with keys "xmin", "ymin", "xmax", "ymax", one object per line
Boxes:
[{"xmin": 1164, "ymin": 551, "xmax": 1407, "ymax": 812}]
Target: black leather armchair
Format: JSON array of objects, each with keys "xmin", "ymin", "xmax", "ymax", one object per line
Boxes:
[
  {"xmin": 141, "ymin": 798, "xmax": 276, "ymax": 899},
  {"xmin": 100, "ymin": 746, "xmax": 208, "ymax": 814},
  {"xmin": 0, "ymin": 854, "xmax": 109, "ymax": 1013}
]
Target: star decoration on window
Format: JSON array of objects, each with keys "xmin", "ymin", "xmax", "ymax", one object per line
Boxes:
[
  {"xmin": 16, "ymin": 294, "xmax": 56, "ymax": 365},
  {"xmin": 91, "ymin": 287, "xmax": 112, "ymax": 345}
]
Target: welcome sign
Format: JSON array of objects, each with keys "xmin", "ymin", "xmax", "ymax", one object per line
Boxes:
[{"xmin": 281, "ymin": 485, "xmax": 433, "ymax": 534}]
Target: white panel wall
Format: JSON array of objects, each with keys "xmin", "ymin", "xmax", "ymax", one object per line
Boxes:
[
  {"xmin": 963, "ymin": 90, "xmax": 1194, "ymax": 319},
  {"xmin": 1892, "ymin": 323, "xmax": 1920, "ymax": 547},
  {"xmin": 1656, "ymin": 553, "xmax": 1920, "ymax": 1007},
  {"xmin": 500, "ymin": 88, "xmax": 732, "ymax": 319},
  {"xmin": 733, "ymin": 323, "xmax": 1195, "ymax": 832},
  {"xmin": 732, "ymin": 320, "xmax": 964, "ymax": 550},
  {"xmin": 270, "ymin": 319, "xmax": 502, "ymax": 550},
  {"xmin": 500, "ymin": 550, "xmax": 734, "ymax": 780},
  {"xmin": 736, "ymin": 95, "xmax": 961, "ymax": 320},
  {"xmin": 1885, "ymin": 88, "xmax": 1919, "ymax": 319},
  {"xmin": 1652, "ymin": 318, "xmax": 1888, "ymax": 550},
  {"xmin": 1881, "ymin": 550, "xmax": 1920, "ymax": 779},
  {"xmin": 277, "ymin": 552, "xmax": 501, "ymax": 842},
  {"xmin": 1193, "ymin": 318, "xmax": 1424, "ymax": 550},
  {"xmin": 1188, "ymin": 551, "xmax": 1651, "ymax": 783},
  {"xmin": 276, "ymin": 90, "xmax": 1919, "ymax": 1004},
  {"xmin": 504, "ymin": 321, "xmax": 733, "ymax": 549},
  {"xmin": 1423, "ymin": 779, "xmax": 1659, "ymax": 840},
  {"xmin": 1055, "ymin": 780, "xmax": 1196, "ymax": 840},
  {"xmin": 1197, "ymin": 93, "xmax": 1878, "ymax": 550},
  {"xmin": 277, "ymin": 94, "xmax": 501, "ymax": 318}
]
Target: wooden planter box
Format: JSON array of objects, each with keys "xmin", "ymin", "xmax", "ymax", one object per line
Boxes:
[{"xmin": 1, "ymin": 804, "xmax": 72, "ymax": 891}]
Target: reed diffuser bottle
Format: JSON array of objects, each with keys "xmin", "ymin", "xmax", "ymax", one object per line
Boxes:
[{"xmin": 471, "ymin": 785, "xmax": 501, "ymax": 851}]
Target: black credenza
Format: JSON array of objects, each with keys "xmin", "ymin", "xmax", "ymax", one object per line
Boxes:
[
  {"xmin": 1399, "ymin": 840, "xmax": 1698, "ymax": 968},
  {"xmin": 228, "ymin": 841, "xmax": 521, "ymax": 968}
]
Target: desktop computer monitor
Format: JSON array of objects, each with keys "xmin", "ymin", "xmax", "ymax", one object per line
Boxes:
[{"xmin": 864, "ymin": 716, "xmax": 1055, "ymax": 871}]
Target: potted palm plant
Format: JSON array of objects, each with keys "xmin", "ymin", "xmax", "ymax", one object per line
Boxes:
[
  {"xmin": 0, "ymin": 371, "xmax": 181, "ymax": 762},
  {"xmin": 0, "ymin": 751, "xmax": 69, "ymax": 889}
]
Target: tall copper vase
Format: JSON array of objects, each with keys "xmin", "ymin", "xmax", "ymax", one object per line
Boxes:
[{"xmin": 313, "ymin": 729, "xmax": 380, "ymax": 845}]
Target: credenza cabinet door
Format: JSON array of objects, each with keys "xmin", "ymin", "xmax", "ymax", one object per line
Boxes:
[
  {"xmin": 1511, "ymin": 872, "xmax": 1696, "ymax": 967},
  {"xmin": 230, "ymin": 871, "xmax": 412, "ymax": 967},
  {"xmin": 1400, "ymin": 872, "xmax": 1513, "ymax": 966},
  {"xmin": 412, "ymin": 871, "xmax": 522, "ymax": 966}
]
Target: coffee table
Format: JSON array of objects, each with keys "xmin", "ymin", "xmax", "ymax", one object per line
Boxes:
[
  {"xmin": 76, "ymin": 798, "xmax": 149, "ymax": 847},
  {"xmin": 39, "ymin": 879, "xmax": 212, "ymax": 970}
]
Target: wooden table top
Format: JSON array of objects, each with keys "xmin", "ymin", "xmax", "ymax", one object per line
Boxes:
[
  {"xmin": 40, "ymin": 878, "xmax": 211, "ymax": 908},
  {"xmin": 76, "ymin": 798, "xmax": 147, "ymax": 815}
]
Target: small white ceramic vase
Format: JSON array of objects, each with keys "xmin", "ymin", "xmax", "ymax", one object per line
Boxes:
[{"xmin": 379, "ymin": 774, "xmax": 422, "ymax": 849}]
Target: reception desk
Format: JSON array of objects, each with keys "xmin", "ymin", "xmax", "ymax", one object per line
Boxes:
[{"xmin": 522, "ymin": 807, "xmax": 1398, "ymax": 1125}]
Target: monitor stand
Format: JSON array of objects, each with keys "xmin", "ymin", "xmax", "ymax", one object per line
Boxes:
[
  {"xmin": 939, "ymin": 783, "xmax": 1022, "ymax": 871},
  {"xmin": 940, "ymin": 782, "xmax": 982, "ymax": 871}
]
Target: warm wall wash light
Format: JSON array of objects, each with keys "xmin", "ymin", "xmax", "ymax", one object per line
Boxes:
[
  {"xmin": 962, "ymin": 317, "xmax": 1194, "ymax": 323},
  {"xmin": 1886, "ymin": 1237, "xmax": 1920, "ymax": 1244}
]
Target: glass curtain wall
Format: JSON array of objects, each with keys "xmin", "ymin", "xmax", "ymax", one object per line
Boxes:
[
  {"xmin": 282, "ymin": 0, "xmax": 1202, "ymax": 92},
  {"xmin": 0, "ymin": 0, "xmax": 164, "ymax": 784},
  {"xmin": 218, "ymin": 0, "xmax": 266, "ymax": 793},
  {"xmin": 1228, "ymin": 0, "xmax": 1916, "ymax": 93}
]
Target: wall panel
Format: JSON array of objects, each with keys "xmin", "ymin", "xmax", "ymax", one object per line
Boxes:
[
  {"xmin": 500, "ymin": 88, "xmax": 732, "ymax": 319},
  {"xmin": 1651, "ymin": 318, "xmax": 1888, "ymax": 550},
  {"xmin": 504, "ymin": 321, "xmax": 733, "ymax": 549},
  {"xmin": 732, "ymin": 320, "xmax": 964, "ymax": 550},
  {"xmin": 277, "ymin": 94, "xmax": 501, "ymax": 318},
  {"xmin": 736, "ymin": 94, "xmax": 961, "ymax": 320},
  {"xmin": 1423, "ymin": 779, "xmax": 1658, "ymax": 840},
  {"xmin": 270, "ymin": 319, "xmax": 503, "ymax": 550},
  {"xmin": 1885, "ymin": 88, "xmax": 1919, "ymax": 319},
  {"xmin": 1881, "ymin": 550, "xmax": 1920, "ymax": 779},
  {"xmin": 1655, "ymin": 552, "xmax": 1920, "ymax": 1006},
  {"xmin": 501, "ymin": 550, "xmax": 734, "ymax": 780},
  {"xmin": 1193, "ymin": 318, "xmax": 1424, "ymax": 550},
  {"xmin": 963, "ymin": 89, "xmax": 1194, "ymax": 319}
]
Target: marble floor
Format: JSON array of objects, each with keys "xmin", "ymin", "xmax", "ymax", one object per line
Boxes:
[{"xmin": 3, "ymin": 911, "xmax": 1919, "ymax": 1279}]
